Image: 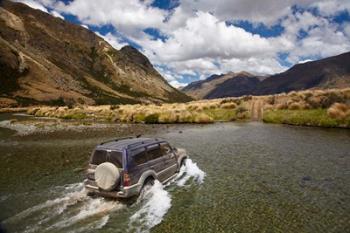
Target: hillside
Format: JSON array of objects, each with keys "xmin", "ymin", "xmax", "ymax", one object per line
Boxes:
[
  {"xmin": 182, "ymin": 71, "xmax": 259, "ymax": 99},
  {"xmin": 0, "ymin": 0, "xmax": 191, "ymax": 107},
  {"xmin": 183, "ymin": 52, "xmax": 350, "ymax": 99}
]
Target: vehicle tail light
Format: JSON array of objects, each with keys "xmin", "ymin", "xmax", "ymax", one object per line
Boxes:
[{"xmin": 123, "ymin": 172, "xmax": 131, "ymax": 187}]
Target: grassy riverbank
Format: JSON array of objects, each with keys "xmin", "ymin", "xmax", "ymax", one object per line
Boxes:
[
  {"xmin": 263, "ymin": 109, "xmax": 350, "ymax": 128},
  {"xmin": 17, "ymin": 88, "xmax": 350, "ymax": 128}
]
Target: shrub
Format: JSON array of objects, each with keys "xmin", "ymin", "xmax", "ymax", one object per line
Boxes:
[
  {"xmin": 158, "ymin": 111, "xmax": 177, "ymax": 123},
  {"xmin": 144, "ymin": 113, "xmax": 159, "ymax": 124},
  {"xmin": 327, "ymin": 103, "xmax": 349, "ymax": 120},
  {"xmin": 221, "ymin": 102, "xmax": 236, "ymax": 109},
  {"xmin": 320, "ymin": 92, "xmax": 346, "ymax": 108},
  {"xmin": 193, "ymin": 113, "xmax": 213, "ymax": 123},
  {"xmin": 266, "ymin": 96, "xmax": 275, "ymax": 105},
  {"xmin": 275, "ymin": 103, "xmax": 287, "ymax": 110},
  {"xmin": 288, "ymin": 102, "xmax": 304, "ymax": 110},
  {"xmin": 236, "ymin": 106, "xmax": 247, "ymax": 114},
  {"xmin": 178, "ymin": 110, "xmax": 193, "ymax": 123}
]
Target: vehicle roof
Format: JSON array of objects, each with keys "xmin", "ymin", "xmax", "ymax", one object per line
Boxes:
[{"xmin": 95, "ymin": 137, "xmax": 166, "ymax": 151}]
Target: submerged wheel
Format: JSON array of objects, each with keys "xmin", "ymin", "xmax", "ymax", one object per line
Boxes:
[
  {"xmin": 139, "ymin": 177, "xmax": 154, "ymax": 197},
  {"xmin": 180, "ymin": 158, "xmax": 187, "ymax": 168},
  {"xmin": 95, "ymin": 162, "xmax": 120, "ymax": 191}
]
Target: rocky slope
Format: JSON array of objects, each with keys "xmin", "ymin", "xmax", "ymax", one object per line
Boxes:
[
  {"xmin": 0, "ymin": 0, "xmax": 191, "ymax": 107},
  {"xmin": 183, "ymin": 52, "xmax": 350, "ymax": 99},
  {"xmin": 182, "ymin": 71, "xmax": 260, "ymax": 99}
]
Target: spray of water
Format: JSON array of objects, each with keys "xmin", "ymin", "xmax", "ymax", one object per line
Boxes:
[
  {"xmin": 175, "ymin": 158, "xmax": 206, "ymax": 187},
  {"xmin": 128, "ymin": 180, "xmax": 171, "ymax": 233},
  {"xmin": 4, "ymin": 152, "xmax": 206, "ymax": 233},
  {"xmin": 128, "ymin": 157, "xmax": 206, "ymax": 232}
]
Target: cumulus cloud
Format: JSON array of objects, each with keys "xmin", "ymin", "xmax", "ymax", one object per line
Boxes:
[
  {"xmin": 54, "ymin": 0, "xmax": 167, "ymax": 36},
  {"xmin": 14, "ymin": 0, "xmax": 350, "ymax": 85}
]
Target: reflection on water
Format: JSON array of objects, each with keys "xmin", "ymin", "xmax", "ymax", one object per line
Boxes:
[{"xmin": 0, "ymin": 114, "xmax": 349, "ymax": 232}]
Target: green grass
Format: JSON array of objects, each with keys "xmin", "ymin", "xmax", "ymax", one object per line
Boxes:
[{"xmin": 263, "ymin": 109, "xmax": 349, "ymax": 128}]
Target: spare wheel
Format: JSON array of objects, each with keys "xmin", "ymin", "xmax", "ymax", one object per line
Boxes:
[{"xmin": 95, "ymin": 162, "xmax": 120, "ymax": 191}]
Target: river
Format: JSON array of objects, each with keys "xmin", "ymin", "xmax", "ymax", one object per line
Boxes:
[{"xmin": 0, "ymin": 113, "xmax": 349, "ymax": 232}]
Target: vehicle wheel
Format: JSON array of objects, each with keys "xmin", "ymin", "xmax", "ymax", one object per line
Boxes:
[
  {"xmin": 180, "ymin": 158, "xmax": 187, "ymax": 168},
  {"xmin": 139, "ymin": 178, "xmax": 154, "ymax": 198}
]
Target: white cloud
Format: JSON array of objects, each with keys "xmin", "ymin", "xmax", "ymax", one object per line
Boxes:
[
  {"xmin": 221, "ymin": 57, "xmax": 287, "ymax": 75},
  {"xmin": 15, "ymin": 0, "xmax": 49, "ymax": 13},
  {"xmin": 15, "ymin": 0, "xmax": 350, "ymax": 85},
  {"xmin": 95, "ymin": 32, "xmax": 128, "ymax": 50},
  {"xmin": 135, "ymin": 12, "xmax": 278, "ymax": 63},
  {"xmin": 50, "ymin": 10, "xmax": 64, "ymax": 19},
  {"xmin": 55, "ymin": 0, "xmax": 167, "ymax": 36}
]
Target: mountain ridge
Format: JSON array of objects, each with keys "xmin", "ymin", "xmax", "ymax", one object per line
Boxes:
[
  {"xmin": 0, "ymin": 0, "xmax": 191, "ymax": 107},
  {"xmin": 183, "ymin": 51, "xmax": 350, "ymax": 99}
]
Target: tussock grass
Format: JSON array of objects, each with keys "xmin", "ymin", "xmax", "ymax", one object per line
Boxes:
[{"xmin": 26, "ymin": 88, "xmax": 350, "ymax": 127}]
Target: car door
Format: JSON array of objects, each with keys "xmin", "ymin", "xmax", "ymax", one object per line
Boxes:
[
  {"xmin": 146, "ymin": 144, "xmax": 167, "ymax": 182},
  {"xmin": 160, "ymin": 142, "xmax": 178, "ymax": 179},
  {"xmin": 128, "ymin": 147, "xmax": 149, "ymax": 185}
]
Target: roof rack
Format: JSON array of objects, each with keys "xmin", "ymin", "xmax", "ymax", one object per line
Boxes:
[
  {"xmin": 100, "ymin": 136, "xmax": 134, "ymax": 145},
  {"xmin": 126, "ymin": 138, "xmax": 161, "ymax": 149}
]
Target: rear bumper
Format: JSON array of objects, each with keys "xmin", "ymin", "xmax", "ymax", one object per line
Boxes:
[{"xmin": 84, "ymin": 179, "xmax": 140, "ymax": 198}]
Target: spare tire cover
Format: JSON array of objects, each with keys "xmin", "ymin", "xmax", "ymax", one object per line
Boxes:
[{"xmin": 95, "ymin": 162, "xmax": 120, "ymax": 191}]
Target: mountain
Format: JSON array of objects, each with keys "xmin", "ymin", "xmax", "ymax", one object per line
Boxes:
[
  {"xmin": 183, "ymin": 52, "xmax": 350, "ymax": 99},
  {"xmin": 253, "ymin": 52, "xmax": 350, "ymax": 95},
  {"xmin": 182, "ymin": 71, "xmax": 260, "ymax": 99},
  {"xmin": 0, "ymin": 0, "xmax": 191, "ymax": 107}
]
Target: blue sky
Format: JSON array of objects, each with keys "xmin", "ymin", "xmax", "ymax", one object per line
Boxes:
[{"xmin": 16, "ymin": 0, "xmax": 350, "ymax": 87}]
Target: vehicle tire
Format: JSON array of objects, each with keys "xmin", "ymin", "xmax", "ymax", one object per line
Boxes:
[
  {"xmin": 95, "ymin": 162, "xmax": 120, "ymax": 191},
  {"xmin": 139, "ymin": 177, "xmax": 154, "ymax": 198},
  {"xmin": 180, "ymin": 158, "xmax": 187, "ymax": 168}
]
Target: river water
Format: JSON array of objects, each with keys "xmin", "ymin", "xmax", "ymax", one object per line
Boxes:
[{"xmin": 0, "ymin": 114, "xmax": 349, "ymax": 233}]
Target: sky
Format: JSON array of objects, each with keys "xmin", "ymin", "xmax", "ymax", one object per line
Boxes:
[{"xmin": 15, "ymin": 0, "xmax": 350, "ymax": 87}]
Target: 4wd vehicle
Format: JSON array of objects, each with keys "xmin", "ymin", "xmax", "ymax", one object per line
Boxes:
[{"xmin": 84, "ymin": 136, "xmax": 188, "ymax": 198}]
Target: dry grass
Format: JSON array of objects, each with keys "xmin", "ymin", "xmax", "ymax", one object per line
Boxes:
[
  {"xmin": 26, "ymin": 88, "xmax": 350, "ymax": 126},
  {"xmin": 327, "ymin": 103, "xmax": 350, "ymax": 120}
]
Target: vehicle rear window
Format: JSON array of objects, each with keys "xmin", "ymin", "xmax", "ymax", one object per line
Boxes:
[{"xmin": 91, "ymin": 150, "xmax": 123, "ymax": 168}]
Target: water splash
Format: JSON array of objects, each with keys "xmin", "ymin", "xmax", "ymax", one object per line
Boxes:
[
  {"xmin": 128, "ymin": 181, "xmax": 172, "ymax": 233},
  {"xmin": 3, "ymin": 182, "xmax": 122, "ymax": 233},
  {"xmin": 4, "ymin": 183, "xmax": 86, "ymax": 225},
  {"xmin": 175, "ymin": 158, "xmax": 206, "ymax": 187},
  {"xmin": 47, "ymin": 197, "xmax": 122, "ymax": 230}
]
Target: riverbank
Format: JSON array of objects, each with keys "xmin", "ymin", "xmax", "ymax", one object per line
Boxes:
[{"xmin": 2, "ymin": 88, "xmax": 350, "ymax": 128}]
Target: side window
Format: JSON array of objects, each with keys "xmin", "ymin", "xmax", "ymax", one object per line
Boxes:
[
  {"xmin": 160, "ymin": 143, "xmax": 172, "ymax": 154},
  {"xmin": 131, "ymin": 148, "xmax": 148, "ymax": 166},
  {"xmin": 147, "ymin": 144, "xmax": 163, "ymax": 161}
]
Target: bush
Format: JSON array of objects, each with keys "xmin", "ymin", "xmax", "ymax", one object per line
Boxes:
[
  {"xmin": 144, "ymin": 113, "xmax": 159, "ymax": 124},
  {"xmin": 221, "ymin": 102, "xmax": 236, "ymax": 109},
  {"xmin": 193, "ymin": 113, "xmax": 213, "ymax": 123},
  {"xmin": 327, "ymin": 103, "xmax": 349, "ymax": 120}
]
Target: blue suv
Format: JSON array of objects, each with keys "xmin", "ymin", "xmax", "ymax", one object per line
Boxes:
[{"xmin": 84, "ymin": 136, "xmax": 188, "ymax": 198}]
